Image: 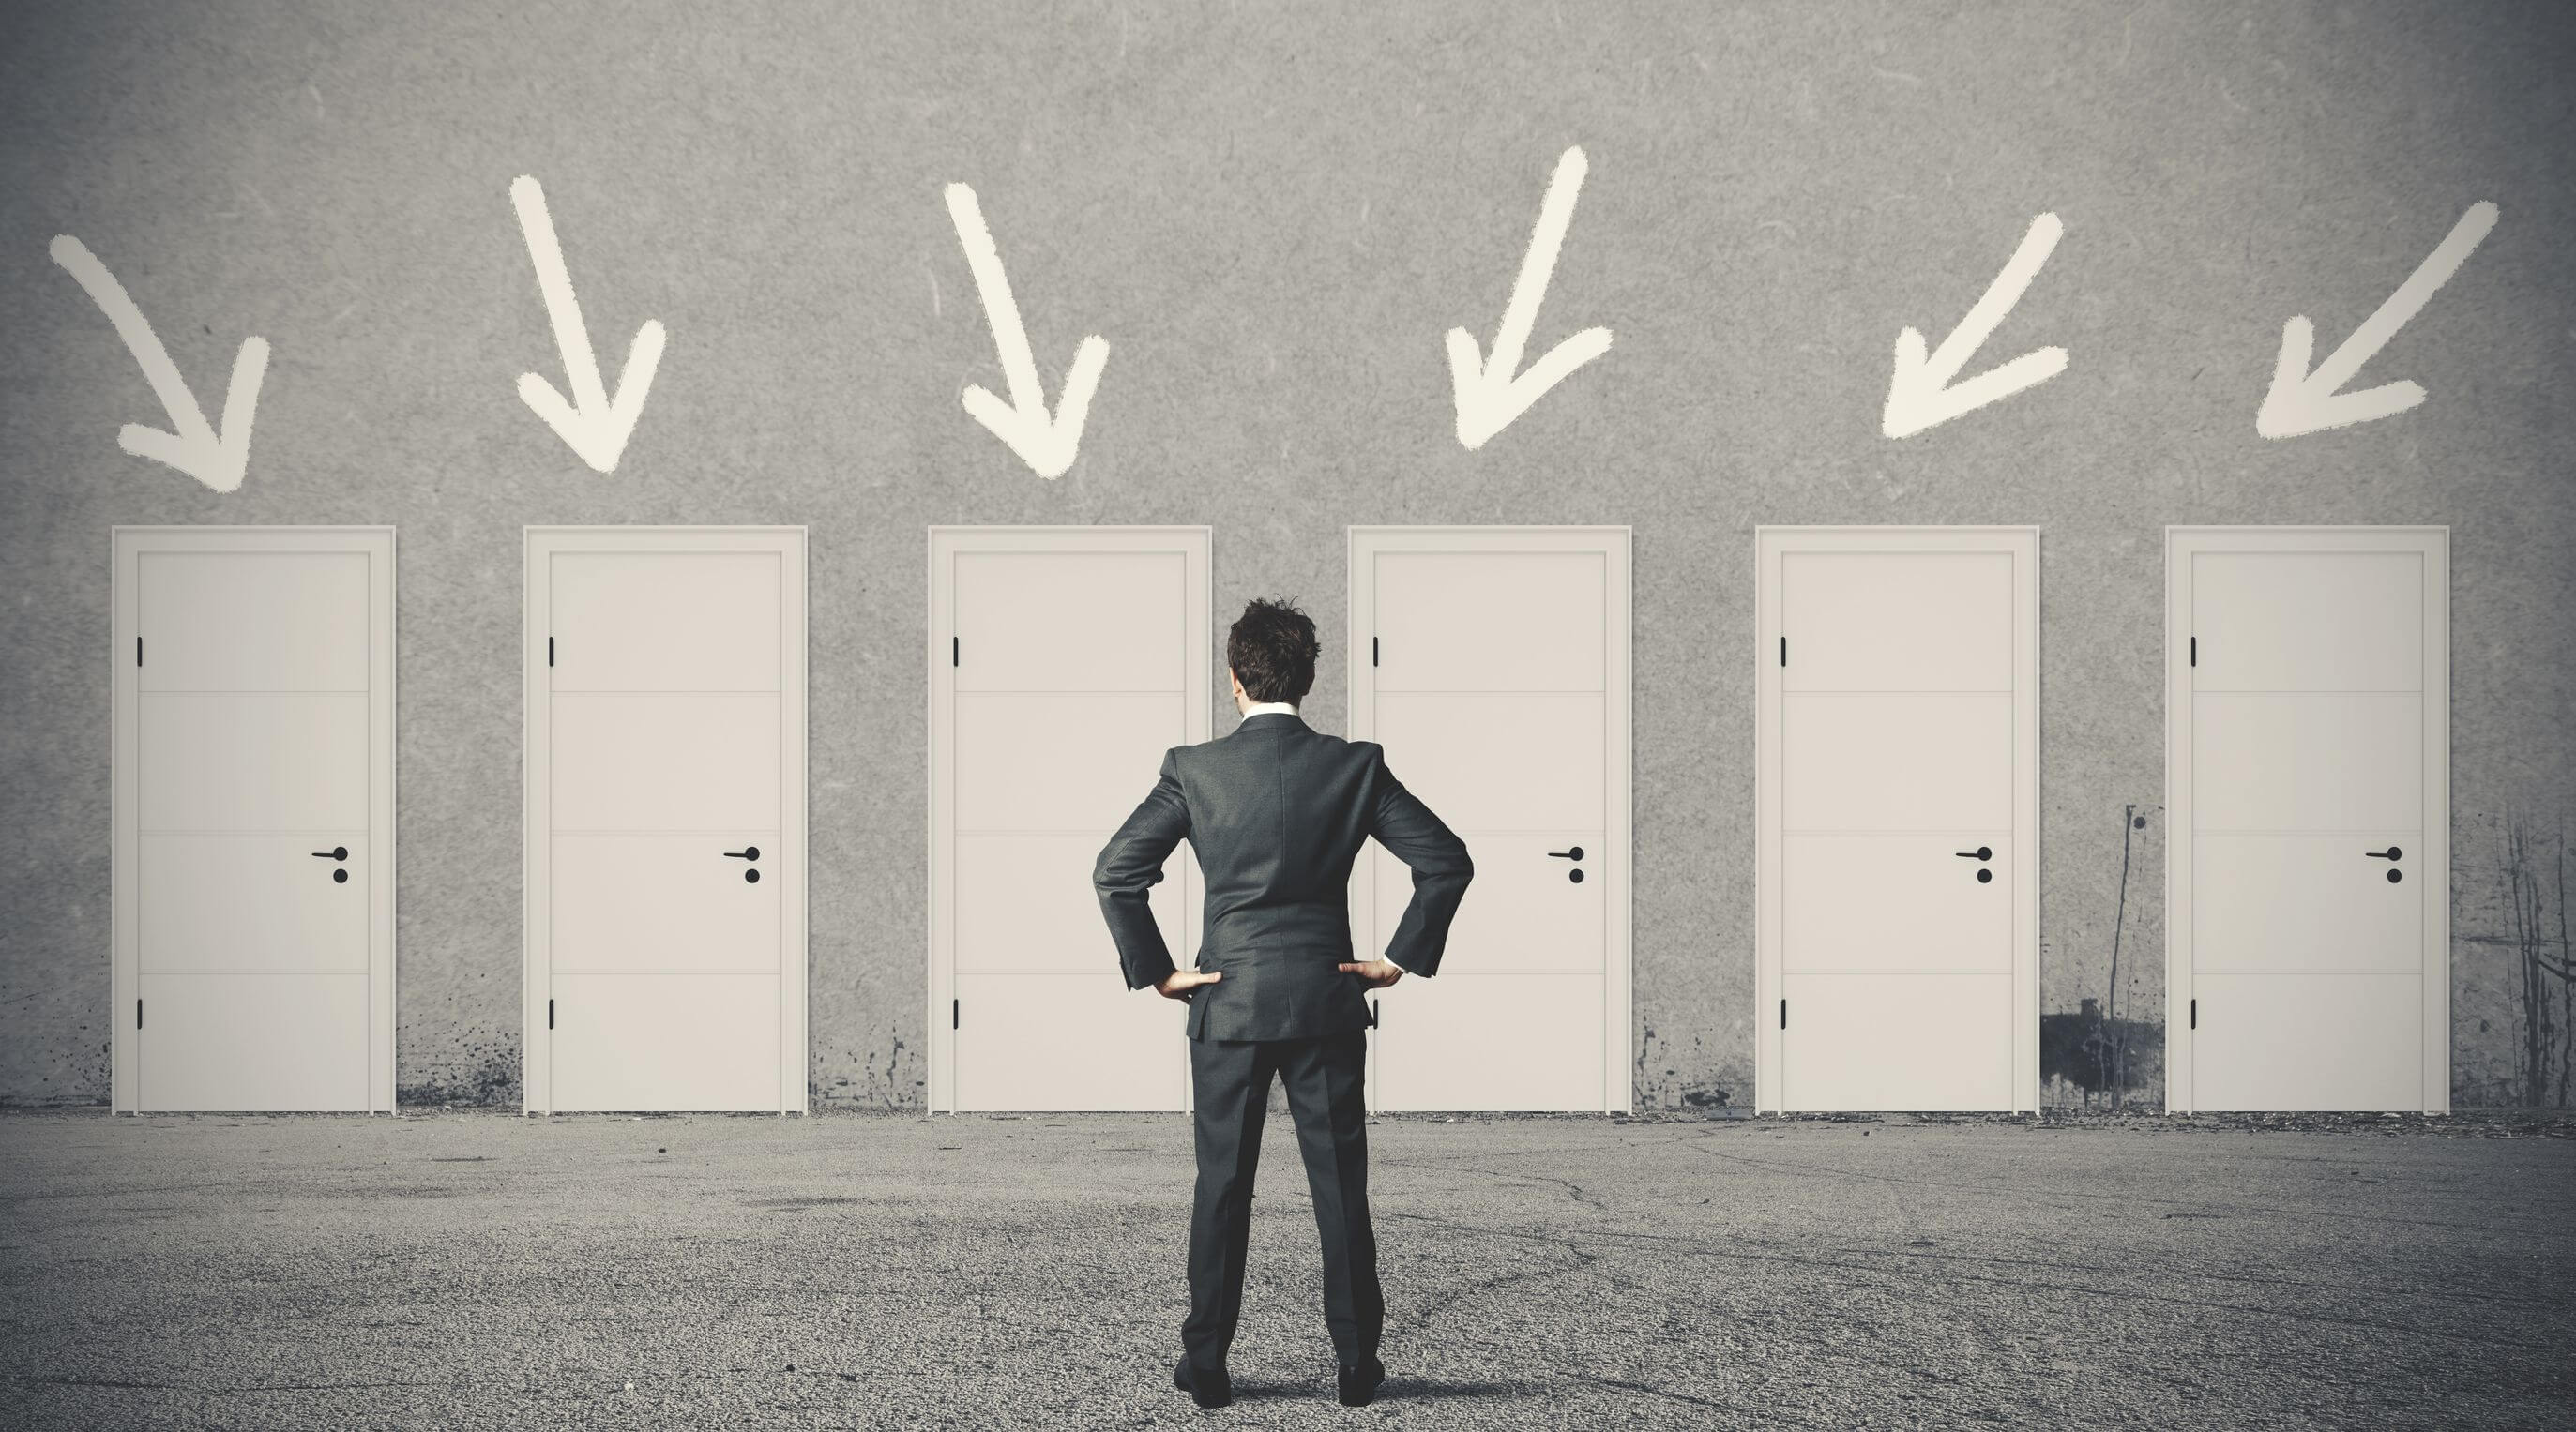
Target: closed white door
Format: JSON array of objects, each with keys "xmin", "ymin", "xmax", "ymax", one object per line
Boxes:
[
  {"xmin": 2170, "ymin": 529, "xmax": 2448, "ymax": 1112},
  {"xmin": 525, "ymin": 529, "xmax": 807, "ymax": 1114},
  {"xmin": 930, "ymin": 528, "xmax": 1208, "ymax": 1112},
  {"xmin": 114, "ymin": 528, "xmax": 395, "ymax": 1112},
  {"xmin": 1758, "ymin": 528, "xmax": 2038, "ymax": 1113},
  {"xmin": 1350, "ymin": 527, "xmax": 1631, "ymax": 1113}
]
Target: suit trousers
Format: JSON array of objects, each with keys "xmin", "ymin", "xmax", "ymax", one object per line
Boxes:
[{"xmin": 1182, "ymin": 1027, "xmax": 1382, "ymax": 1370}]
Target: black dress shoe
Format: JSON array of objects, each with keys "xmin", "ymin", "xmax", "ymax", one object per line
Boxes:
[
  {"xmin": 1174, "ymin": 1356, "xmax": 1233, "ymax": 1409},
  {"xmin": 1337, "ymin": 1356, "xmax": 1386, "ymax": 1407}
]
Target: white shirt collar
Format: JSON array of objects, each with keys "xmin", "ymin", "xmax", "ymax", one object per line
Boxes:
[{"xmin": 1240, "ymin": 701, "xmax": 1298, "ymax": 719}]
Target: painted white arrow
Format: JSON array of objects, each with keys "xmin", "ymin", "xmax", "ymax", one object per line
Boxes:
[
  {"xmin": 510, "ymin": 174, "xmax": 664, "ymax": 474},
  {"xmin": 943, "ymin": 183, "xmax": 1108, "ymax": 480},
  {"xmin": 49, "ymin": 234, "xmax": 270, "ymax": 493},
  {"xmin": 1883, "ymin": 212, "xmax": 2069, "ymax": 439},
  {"xmin": 2257, "ymin": 201, "xmax": 2498, "ymax": 439},
  {"xmin": 1447, "ymin": 145, "xmax": 1614, "ymax": 450}
]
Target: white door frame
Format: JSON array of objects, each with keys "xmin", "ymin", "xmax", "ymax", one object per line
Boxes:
[
  {"xmin": 112, "ymin": 525, "xmax": 397, "ymax": 1114},
  {"xmin": 1754, "ymin": 526, "xmax": 2040, "ymax": 1113},
  {"xmin": 925, "ymin": 526, "xmax": 1212, "ymax": 1114},
  {"xmin": 1346, "ymin": 525, "xmax": 1634, "ymax": 1113},
  {"xmin": 2164, "ymin": 526, "xmax": 2449, "ymax": 1114},
  {"xmin": 523, "ymin": 526, "xmax": 809, "ymax": 1115}
]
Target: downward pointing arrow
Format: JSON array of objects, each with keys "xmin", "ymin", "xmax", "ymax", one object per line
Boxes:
[
  {"xmin": 2256, "ymin": 201, "xmax": 2498, "ymax": 439},
  {"xmin": 944, "ymin": 183, "xmax": 1108, "ymax": 480},
  {"xmin": 510, "ymin": 174, "xmax": 665, "ymax": 474},
  {"xmin": 49, "ymin": 234, "xmax": 270, "ymax": 493},
  {"xmin": 1447, "ymin": 145, "xmax": 1613, "ymax": 450},
  {"xmin": 1883, "ymin": 212, "xmax": 2069, "ymax": 439}
]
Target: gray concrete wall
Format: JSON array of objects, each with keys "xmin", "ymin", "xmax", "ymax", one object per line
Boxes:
[{"xmin": 2, "ymin": 2, "xmax": 2569, "ymax": 1109}]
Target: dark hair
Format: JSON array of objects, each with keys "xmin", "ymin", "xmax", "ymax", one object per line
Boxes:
[{"xmin": 1226, "ymin": 597, "xmax": 1320, "ymax": 704}]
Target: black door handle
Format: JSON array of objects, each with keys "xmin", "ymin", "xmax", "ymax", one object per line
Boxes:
[
  {"xmin": 724, "ymin": 847, "xmax": 761, "ymax": 861},
  {"xmin": 1955, "ymin": 847, "xmax": 1993, "ymax": 861},
  {"xmin": 1547, "ymin": 847, "xmax": 1584, "ymax": 861},
  {"xmin": 311, "ymin": 847, "xmax": 348, "ymax": 861},
  {"xmin": 2365, "ymin": 847, "xmax": 2402, "ymax": 861}
]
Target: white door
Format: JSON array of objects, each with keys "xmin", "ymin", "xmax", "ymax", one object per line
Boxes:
[
  {"xmin": 113, "ymin": 527, "xmax": 395, "ymax": 1112},
  {"xmin": 2168, "ymin": 528, "xmax": 2448, "ymax": 1112},
  {"xmin": 929, "ymin": 528, "xmax": 1208, "ymax": 1112},
  {"xmin": 524, "ymin": 528, "xmax": 807, "ymax": 1114},
  {"xmin": 1349, "ymin": 527, "xmax": 1631, "ymax": 1113},
  {"xmin": 1757, "ymin": 528, "xmax": 2038, "ymax": 1113}
]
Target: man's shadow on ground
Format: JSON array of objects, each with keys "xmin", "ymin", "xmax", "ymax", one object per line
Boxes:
[{"xmin": 1227, "ymin": 1377, "xmax": 1540, "ymax": 1402}]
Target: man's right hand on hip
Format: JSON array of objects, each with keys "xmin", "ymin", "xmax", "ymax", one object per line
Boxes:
[{"xmin": 1156, "ymin": 968, "xmax": 1223, "ymax": 1001}]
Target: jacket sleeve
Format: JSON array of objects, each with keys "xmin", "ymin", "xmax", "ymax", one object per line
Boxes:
[
  {"xmin": 1093, "ymin": 748, "xmax": 1190, "ymax": 991},
  {"xmin": 1365, "ymin": 751, "xmax": 1474, "ymax": 976}
]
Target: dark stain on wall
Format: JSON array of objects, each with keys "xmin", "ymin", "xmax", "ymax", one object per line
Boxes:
[
  {"xmin": 1637, "ymin": 1017, "xmax": 1737, "ymax": 1111},
  {"xmin": 2041, "ymin": 804, "xmax": 2165, "ymax": 1109},
  {"xmin": 2041, "ymin": 998, "xmax": 2164, "ymax": 1108},
  {"xmin": 820, "ymin": 1035, "xmax": 923, "ymax": 1109},
  {"xmin": 2500, "ymin": 816, "xmax": 2571, "ymax": 1107},
  {"xmin": 2454, "ymin": 812, "xmax": 2575, "ymax": 1108},
  {"xmin": 395, "ymin": 1047, "xmax": 520, "ymax": 1108}
]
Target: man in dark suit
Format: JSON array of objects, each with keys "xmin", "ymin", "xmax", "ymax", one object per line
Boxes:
[{"xmin": 1094, "ymin": 597, "xmax": 1473, "ymax": 1409}]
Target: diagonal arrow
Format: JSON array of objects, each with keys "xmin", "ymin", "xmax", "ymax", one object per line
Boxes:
[
  {"xmin": 943, "ymin": 183, "xmax": 1108, "ymax": 480},
  {"xmin": 49, "ymin": 234, "xmax": 270, "ymax": 494},
  {"xmin": 2256, "ymin": 201, "xmax": 2498, "ymax": 439},
  {"xmin": 1446, "ymin": 145, "xmax": 1614, "ymax": 451},
  {"xmin": 1883, "ymin": 212, "xmax": 2068, "ymax": 439},
  {"xmin": 510, "ymin": 174, "xmax": 664, "ymax": 474}
]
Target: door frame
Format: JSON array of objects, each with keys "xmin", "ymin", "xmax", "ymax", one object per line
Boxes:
[
  {"xmin": 2163, "ymin": 526, "xmax": 2449, "ymax": 1114},
  {"xmin": 112, "ymin": 525, "xmax": 398, "ymax": 1114},
  {"xmin": 1754, "ymin": 526, "xmax": 2040, "ymax": 1114},
  {"xmin": 925, "ymin": 526, "xmax": 1212, "ymax": 1114},
  {"xmin": 1346, "ymin": 525, "xmax": 1634, "ymax": 1114},
  {"xmin": 523, "ymin": 526, "xmax": 809, "ymax": 1115}
]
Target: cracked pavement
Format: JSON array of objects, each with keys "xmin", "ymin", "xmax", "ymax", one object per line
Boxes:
[{"xmin": 2, "ymin": 1109, "xmax": 2570, "ymax": 1429}]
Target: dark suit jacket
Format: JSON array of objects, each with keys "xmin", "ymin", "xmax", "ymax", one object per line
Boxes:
[{"xmin": 1093, "ymin": 711, "xmax": 1474, "ymax": 1041}]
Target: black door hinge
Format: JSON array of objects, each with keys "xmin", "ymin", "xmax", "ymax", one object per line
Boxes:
[
  {"xmin": 136, "ymin": 637, "xmax": 144, "ymax": 667},
  {"xmin": 1780, "ymin": 636, "xmax": 1787, "ymax": 668},
  {"xmin": 1371, "ymin": 637, "xmax": 1379, "ymax": 668},
  {"xmin": 2189, "ymin": 998, "xmax": 2196, "ymax": 1030},
  {"xmin": 1780, "ymin": 998, "xmax": 1788, "ymax": 1030},
  {"xmin": 952, "ymin": 636, "xmax": 960, "ymax": 668},
  {"xmin": 952, "ymin": 998, "xmax": 960, "ymax": 1030},
  {"xmin": 1371, "ymin": 999, "xmax": 1380, "ymax": 1029},
  {"xmin": 137, "ymin": 998, "xmax": 144, "ymax": 1030},
  {"xmin": 2189, "ymin": 637, "xmax": 2196, "ymax": 668},
  {"xmin": 548, "ymin": 637, "xmax": 555, "ymax": 668},
  {"xmin": 547, "ymin": 998, "xmax": 554, "ymax": 1031}
]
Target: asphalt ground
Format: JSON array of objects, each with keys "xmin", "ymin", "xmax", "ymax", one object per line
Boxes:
[{"xmin": 2, "ymin": 1108, "xmax": 2569, "ymax": 1430}]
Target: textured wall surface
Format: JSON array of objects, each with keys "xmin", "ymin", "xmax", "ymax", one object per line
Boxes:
[{"xmin": 2, "ymin": 2, "xmax": 2570, "ymax": 1108}]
